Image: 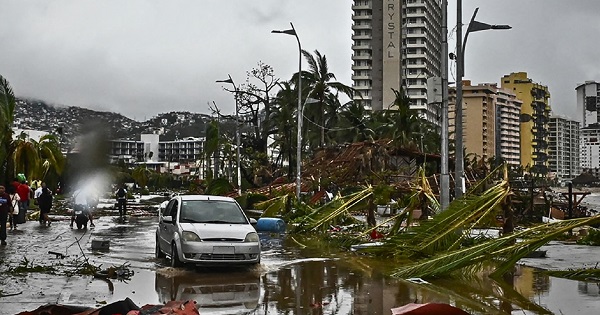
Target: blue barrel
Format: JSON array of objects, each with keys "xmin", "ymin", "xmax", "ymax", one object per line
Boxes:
[{"xmin": 256, "ymin": 217, "xmax": 286, "ymax": 233}]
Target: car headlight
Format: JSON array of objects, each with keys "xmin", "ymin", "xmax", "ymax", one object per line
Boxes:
[
  {"xmin": 245, "ymin": 232, "xmax": 259, "ymax": 242},
  {"xmin": 182, "ymin": 231, "xmax": 201, "ymax": 242}
]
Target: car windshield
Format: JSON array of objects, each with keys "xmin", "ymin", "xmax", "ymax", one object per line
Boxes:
[{"xmin": 179, "ymin": 200, "xmax": 248, "ymax": 224}]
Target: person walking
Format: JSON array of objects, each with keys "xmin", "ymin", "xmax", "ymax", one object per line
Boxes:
[
  {"xmin": 0, "ymin": 185, "xmax": 12, "ymax": 246},
  {"xmin": 7, "ymin": 185, "xmax": 20, "ymax": 229},
  {"xmin": 16, "ymin": 180, "xmax": 31, "ymax": 224},
  {"xmin": 34, "ymin": 182, "xmax": 47, "ymax": 224},
  {"xmin": 115, "ymin": 185, "xmax": 128, "ymax": 219},
  {"xmin": 38, "ymin": 186, "xmax": 53, "ymax": 226}
]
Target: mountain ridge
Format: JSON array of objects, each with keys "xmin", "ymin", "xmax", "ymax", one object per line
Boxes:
[{"xmin": 13, "ymin": 98, "xmax": 215, "ymax": 150}]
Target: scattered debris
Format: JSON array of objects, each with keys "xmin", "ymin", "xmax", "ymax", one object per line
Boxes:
[
  {"xmin": 94, "ymin": 263, "xmax": 135, "ymax": 282},
  {"xmin": 17, "ymin": 298, "xmax": 199, "ymax": 315},
  {"xmin": 0, "ymin": 291, "xmax": 23, "ymax": 298},
  {"xmin": 48, "ymin": 251, "xmax": 66, "ymax": 259},
  {"xmin": 8, "ymin": 257, "xmax": 57, "ymax": 275}
]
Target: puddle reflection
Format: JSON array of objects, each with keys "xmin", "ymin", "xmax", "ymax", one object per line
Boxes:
[
  {"xmin": 256, "ymin": 258, "xmax": 600, "ymax": 315},
  {"xmin": 155, "ymin": 268, "xmax": 260, "ymax": 314}
]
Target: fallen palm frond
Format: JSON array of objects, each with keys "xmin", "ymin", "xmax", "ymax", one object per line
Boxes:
[
  {"xmin": 369, "ymin": 167, "xmax": 441, "ymax": 238},
  {"xmin": 255, "ymin": 194, "xmax": 289, "ymax": 218},
  {"xmin": 254, "ymin": 193, "xmax": 316, "ymax": 222},
  {"xmin": 410, "ymin": 166, "xmax": 440, "ymax": 215},
  {"xmin": 7, "ymin": 257, "xmax": 58, "ymax": 275},
  {"xmin": 391, "ymin": 215, "xmax": 600, "ymax": 279},
  {"xmin": 576, "ymin": 227, "xmax": 600, "ymax": 246},
  {"xmin": 544, "ymin": 265, "xmax": 600, "ymax": 281},
  {"xmin": 361, "ymin": 210, "xmax": 408, "ymax": 238},
  {"xmin": 291, "ymin": 187, "xmax": 373, "ymax": 233},
  {"xmin": 365, "ymin": 173, "xmax": 509, "ymax": 258}
]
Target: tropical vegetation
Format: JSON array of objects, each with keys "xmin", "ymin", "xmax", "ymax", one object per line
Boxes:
[{"xmin": 0, "ymin": 75, "xmax": 65, "ymax": 186}]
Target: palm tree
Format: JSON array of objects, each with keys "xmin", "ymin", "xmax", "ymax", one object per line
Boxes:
[
  {"xmin": 132, "ymin": 165, "xmax": 152, "ymax": 189},
  {"xmin": 0, "ymin": 75, "xmax": 16, "ymax": 182},
  {"xmin": 293, "ymin": 49, "xmax": 355, "ymax": 150},
  {"xmin": 367, "ymin": 88, "xmax": 437, "ymax": 153},
  {"xmin": 0, "ymin": 76, "xmax": 65, "ymax": 185},
  {"xmin": 12, "ymin": 133, "xmax": 65, "ymax": 185},
  {"xmin": 334, "ymin": 100, "xmax": 374, "ymax": 143}
]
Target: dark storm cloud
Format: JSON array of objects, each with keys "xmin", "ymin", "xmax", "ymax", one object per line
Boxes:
[
  {"xmin": 0, "ymin": 1, "xmax": 352, "ymax": 120},
  {"xmin": 2, "ymin": 1, "xmax": 597, "ymax": 122}
]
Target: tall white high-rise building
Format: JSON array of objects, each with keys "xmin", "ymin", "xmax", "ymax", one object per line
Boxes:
[
  {"xmin": 351, "ymin": 0, "xmax": 443, "ymax": 124},
  {"xmin": 575, "ymin": 81, "xmax": 600, "ymax": 126},
  {"xmin": 548, "ymin": 115, "xmax": 580, "ymax": 180},
  {"xmin": 575, "ymin": 81, "xmax": 600, "ymax": 174}
]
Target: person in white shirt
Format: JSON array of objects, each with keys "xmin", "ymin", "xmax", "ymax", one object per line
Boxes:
[
  {"xmin": 34, "ymin": 182, "xmax": 46, "ymax": 224},
  {"xmin": 34, "ymin": 182, "xmax": 45, "ymax": 199}
]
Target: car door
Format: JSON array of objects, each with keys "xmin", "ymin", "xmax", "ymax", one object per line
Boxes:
[{"xmin": 158, "ymin": 199, "xmax": 178, "ymax": 252}]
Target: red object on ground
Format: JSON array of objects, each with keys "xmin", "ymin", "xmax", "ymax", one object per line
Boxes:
[
  {"xmin": 17, "ymin": 300, "xmax": 199, "ymax": 315},
  {"xmin": 370, "ymin": 229, "xmax": 384, "ymax": 239},
  {"xmin": 391, "ymin": 303, "xmax": 470, "ymax": 315}
]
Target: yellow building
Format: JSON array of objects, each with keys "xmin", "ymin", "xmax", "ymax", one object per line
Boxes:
[{"xmin": 501, "ymin": 72, "xmax": 551, "ymax": 173}]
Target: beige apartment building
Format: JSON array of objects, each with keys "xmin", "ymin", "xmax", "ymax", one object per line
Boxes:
[{"xmin": 450, "ymin": 81, "xmax": 522, "ymax": 166}]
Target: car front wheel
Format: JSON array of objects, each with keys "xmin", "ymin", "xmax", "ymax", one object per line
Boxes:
[{"xmin": 170, "ymin": 243, "xmax": 183, "ymax": 267}]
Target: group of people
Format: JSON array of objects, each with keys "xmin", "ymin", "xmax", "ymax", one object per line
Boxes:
[
  {"xmin": 0, "ymin": 181, "xmax": 130, "ymax": 246},
  {"xmin": 0, "ymin": 180, "xmax": 53, "ymax": 246}
]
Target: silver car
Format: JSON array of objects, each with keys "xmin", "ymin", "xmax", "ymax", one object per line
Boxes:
[{"xmin": 155, "ymin": 195, "xmax": 261, "ymax": 266}]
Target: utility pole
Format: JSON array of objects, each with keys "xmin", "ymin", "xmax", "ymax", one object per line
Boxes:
[
  {"xmin": 440, "ymin": 0, "xmax": 450, "ymax": 210},
  {"xmin": 455, "ymin": 0, "xmax": 465, "ymax": 199}
]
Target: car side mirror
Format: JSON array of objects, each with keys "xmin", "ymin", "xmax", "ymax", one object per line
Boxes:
[
  {"xmin": 162, "ymin": 215, "xmax": 173, "ymax": 223},
  {"xmin": 249, "ymin": 218, "xmax": 257, "ymax": 225}
]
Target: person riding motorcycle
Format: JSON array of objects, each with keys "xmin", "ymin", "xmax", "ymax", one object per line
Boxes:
[{"xmin": 70, "ymin": 188, "xmax": 96, "ymax": 228}]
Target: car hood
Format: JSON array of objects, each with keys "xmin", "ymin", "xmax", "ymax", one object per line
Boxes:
[{"xmin": 180, "ymin": 223, "xmax": 256, "ymax": 240}]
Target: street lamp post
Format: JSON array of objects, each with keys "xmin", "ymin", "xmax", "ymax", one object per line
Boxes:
[
  {"xmin": 216, "ymin": 75, "xmax": 242, "ymax": 196},
  {"xmin": 272, "ymin": 22, "xmax": 303, "ymax": 200},
  {"xmin": 440, "ymin": 0, "xmax": 450, "ymax": 210},
  {"xmin": 455, "ymin": 4, "xmax": 511, "ymax": 198}
]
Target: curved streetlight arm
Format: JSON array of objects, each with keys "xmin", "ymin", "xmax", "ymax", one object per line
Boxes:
[
  {"xmin": 462, "ymin": 7, "xmax": 511, "ymax": 74},
  {"xmin": 460, "ymin": 7, "xmax": 479, "ymax": 74}
]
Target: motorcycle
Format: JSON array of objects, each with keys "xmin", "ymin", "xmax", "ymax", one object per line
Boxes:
[{"xmin": 73, "ymin": 204, "xmax": 90, "ymax": 229}]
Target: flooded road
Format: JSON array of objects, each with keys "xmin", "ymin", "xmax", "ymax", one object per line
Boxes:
[{"xmin": 2, "ymin": 215, "xmax": 600, "ymax": 314}]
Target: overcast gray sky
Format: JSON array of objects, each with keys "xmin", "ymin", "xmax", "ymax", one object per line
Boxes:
[{"xmin": 1, "ymin": 1, "xmax": 598, "ymax": 121}]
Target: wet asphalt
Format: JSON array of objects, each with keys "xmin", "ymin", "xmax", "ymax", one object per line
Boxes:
[
  {"xmin": 0, "ymin": 215, "xmax": 164, "ymax": 314},
  {"xmin": 2, "ymin": 213, "xmax": 600, "ymax": 315},
  {"xmin": 0, "ymin": 212, "xmax": 286, "ymax": 315}
]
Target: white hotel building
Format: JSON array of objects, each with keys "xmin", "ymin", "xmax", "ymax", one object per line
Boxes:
[{"xmin": 109, "ymin": 134, "xmax": 205, "ymax": 177}]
